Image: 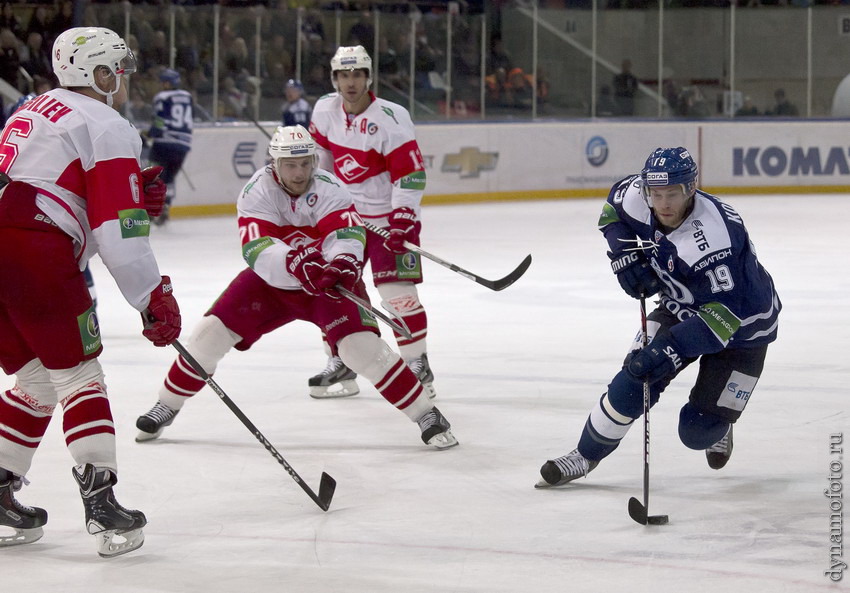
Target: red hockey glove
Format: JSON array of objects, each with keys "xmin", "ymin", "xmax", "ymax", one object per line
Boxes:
[
  {"xmin": 384, "ymin": 207, "xmax": 417, "ymax": 254},
  {"xmin": 142, "ymin": 275, "xmax": 181, "ymax": 347},
  {"xmin": 140, "ymin": 166, "xmax": 166, "ymax": 218},
  {"xmin": 285, "ymin": 245, "xmax": 327, "ymax": 296},
  {"xmin": 317, "ymin": 254, "xmax": 362, "ymax": 299}
]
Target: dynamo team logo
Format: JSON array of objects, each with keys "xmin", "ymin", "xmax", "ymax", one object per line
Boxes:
[{"xmin": 586, "ymin": 136, "xmax": 609, "ymax": 167}]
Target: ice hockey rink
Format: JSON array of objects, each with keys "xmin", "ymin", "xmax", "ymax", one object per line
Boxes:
[{"xmin": 1, "ymin": 194, "xmax": 845, "ymax": 592}]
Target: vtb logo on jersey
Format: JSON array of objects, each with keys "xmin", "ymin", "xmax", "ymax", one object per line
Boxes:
[{"xmin": 335, "ymin": 154, "xmax": 369, "ymax": 182}]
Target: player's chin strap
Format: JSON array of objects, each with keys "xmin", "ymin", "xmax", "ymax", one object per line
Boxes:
[{"xmin": 91, "ymin": 75, "xmax": 121, "ymax": 108}]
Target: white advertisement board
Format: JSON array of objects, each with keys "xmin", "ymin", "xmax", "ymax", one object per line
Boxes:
[{"xmin": 173, "ymin": 120, "xmax": 850, "ymax": 216}]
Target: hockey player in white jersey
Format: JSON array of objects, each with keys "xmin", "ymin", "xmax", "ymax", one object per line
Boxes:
[
  {"xmin": 306, "ymin": 45, "xmax": 435, "ymax": 399},
  {"xmin": 135, "ymin": 125, "xmax": 457, "ymax": 450},
  {"xmin": 537, "ymin": 147, "xmax": 781, "ymax": 487},
  {"xmin": 0, "ymin": 27, "xmax": 182, "ymax": 557}
]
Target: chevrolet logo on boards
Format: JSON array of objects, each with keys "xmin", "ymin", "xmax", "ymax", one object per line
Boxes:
[{"xmin": 441, "ymin": 147, "xmax": 498, "ymax": 178}]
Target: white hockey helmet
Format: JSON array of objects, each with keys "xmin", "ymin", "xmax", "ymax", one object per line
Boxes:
[
  {"xmin": 268, "ymin": 125, "xmax": 317, "ymax": 187},
  {"xmin": 330, "ymin": 45, "xmax": 372, "ymax": 90},
  {"xmin": 52, "ymin": 27, "xmax": 136, "ymax": 100}
]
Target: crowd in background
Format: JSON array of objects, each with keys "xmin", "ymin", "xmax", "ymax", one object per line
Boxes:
[{"xmin": 0, "ymin": 0, "xmax": 815, "ymax": 126}]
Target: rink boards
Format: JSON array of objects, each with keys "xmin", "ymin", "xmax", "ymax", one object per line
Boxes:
[{"xmin": 172, "ymin": 119, "xmax": 850, "ymax": 216}]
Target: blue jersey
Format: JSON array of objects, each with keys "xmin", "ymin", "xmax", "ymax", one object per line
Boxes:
[
  {"xmin": 599, "ymin": 175, "xmax": 781, "ymax": 358},
  {"xmin": 149, "ymin": 89, "xmax": 193, "ymax": 149},
  {"xmin": 282, "ymin": 97, "xmax": 312, "ymax": 127}
]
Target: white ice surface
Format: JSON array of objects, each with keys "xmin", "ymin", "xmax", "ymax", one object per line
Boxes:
[{"xmin": 1, "ymin": 195, "xmax": 846, "ymax": 592}]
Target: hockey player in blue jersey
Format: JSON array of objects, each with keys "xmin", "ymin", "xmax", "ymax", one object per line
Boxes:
[
  {"xmin": 281, "ymin": 78, "xmax": 312, "ymax": 127},
  {"xmin": 147, "ymin": 68, "xmax": 193, "ymax": 225},
  {"xmin": 538, "ymin": 147, "xmax": 781, "ymax": 487}
]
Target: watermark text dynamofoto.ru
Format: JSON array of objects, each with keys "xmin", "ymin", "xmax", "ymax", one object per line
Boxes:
[{"xmin": 825, "ymin": 432, "xmax": 845, "ymax": 581}]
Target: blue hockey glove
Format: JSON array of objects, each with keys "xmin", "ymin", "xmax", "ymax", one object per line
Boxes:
[
  {"xmin": 627, "ymin": 335, "xmax": 684, "ymax": 385},
  {"xmin": 609, "ymin": 251, "xmax": 661, "ymax": 300}
]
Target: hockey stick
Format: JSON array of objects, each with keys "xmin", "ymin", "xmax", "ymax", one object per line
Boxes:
[
  {"xmin": 627, "ymin": 296, "xmax": 669, "ymax": 526},
  {"xmin": 170, "ymin": 338, "xmax": 336, "ymax": 512},
  {"xmin": 364, "ymin": 222, "xmax": 532, "ymax": 291},
  {"xmin": 335, "ymin": 285, "xmax": 413, "ymax": 340}
]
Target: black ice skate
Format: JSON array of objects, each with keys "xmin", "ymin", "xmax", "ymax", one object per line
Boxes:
[
  {"xmin": 706, "ymin": 425, "xmax": 733, "ymax": 470},
  {"xmin": 308, "ymin": 355, "xmax": 360, "ymax": 398},
  {"xmin": 536, "ymin": 449, "xmax": 599, "ymax": 488},
  {"xmin": 0, "ymin": 471, "xmax": 48, "ymax": 547},
  {"xmin": 135, "ymin": 400, "xmax": 179, "ymax": 442},
  {"xmin": 416, "ymin": 407, "xmax": 458, "ymax": 449},
  {"xmin": 72, "ymin": 464, "xmax": 146, "ymax": 558},
  {"xmin": 407, "ymin": 353, "xmax": 436, "ymax": 399}
]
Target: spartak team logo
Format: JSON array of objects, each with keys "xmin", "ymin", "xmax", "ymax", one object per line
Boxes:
[{"xmin": 335, "ymin": 154, "xmax": 369, "ymax": 183}]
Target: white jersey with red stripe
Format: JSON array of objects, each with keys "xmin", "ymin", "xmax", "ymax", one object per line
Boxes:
[
  {"xmin": 308, "ymin": 92, "xmax": 426, "ymax": 224},
  {"xmin": 0, "ymin": 88, "xmax": 161, "ymax": 311},
  {"xmin": 237, "ymin": 165, "xmax": 366, "ymax": 291}
]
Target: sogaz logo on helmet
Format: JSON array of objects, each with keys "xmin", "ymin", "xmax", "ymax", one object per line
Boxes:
[
  {"xmin": 733, "ymin": 145, "xmax": 850, "ymax": 176},
  {"xmin": 646, "ymin": 172, "xmax": 669, "ymax": 183},
  {"xmin": 288, "ymin": 144, "xmax": 311, "ymax": 155},
  {"xmin": 585, "ymin": 136, "xmax": 609, "ymax": 167}
]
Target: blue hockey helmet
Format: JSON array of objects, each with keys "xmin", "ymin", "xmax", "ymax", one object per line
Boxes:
[
  {"xmin": 285, "ymin": 79, "xmax": 304, "ymax": 93},
  {"xmin": 160, "ymin": 68, "xmax": 181, "ymax": 86},
  {"xmin": 640, "ymin": 147, "xmax": 698, "ymax": 196}
]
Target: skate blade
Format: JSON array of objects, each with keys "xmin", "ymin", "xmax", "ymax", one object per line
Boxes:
[
  {"xmin": 0, "ymin": 525, "xmax": 44, "ymax": 547},
  {"xmin": 135, "ymin": 428, "xmax": 164, "ymax": 443},
  {"xmin": 427, "ymin": 429, "xmax": 458, "ymax": 450},
  {"xmin": 95, "ymin": 527, "xmax": 145, "ymax": 558},
  {"xmin": 309, "ymin": 380, "xmax": 360, "ymax": 399}
]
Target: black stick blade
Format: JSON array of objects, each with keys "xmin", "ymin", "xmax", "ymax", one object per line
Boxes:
[
  {"xmin": 486, "ymin": 254, "xmax": 533, "ymax": 291},
  {"xmin": 628, "ymin": 496, "xmax": 648, "ymax": 525},
  {"xmin": 317, "ymin": 472, "xmax": 337, "ymax": 511},
  {"xmin": 628, "ymin": 497, "xmax": 669, "ymax": 525}
]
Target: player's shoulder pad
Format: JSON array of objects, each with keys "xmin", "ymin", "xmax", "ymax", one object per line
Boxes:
[
  {"xmin": 313, "ymin": 93, "xmax": 340, "ymax": 112},
  {"xmin": 239, "ymin": 167, "xmax": 273, "ymax": 199},
  {"xmin": 313, "ymin": 169, "xmax": 345, "ymax": 189},
  {"xmin": 607, "ymin": 174, "xmax": 642, "ymax": 204},
  {"xmin": 372, "ymin": 98, "xmax": 413, "ymax": 127}
]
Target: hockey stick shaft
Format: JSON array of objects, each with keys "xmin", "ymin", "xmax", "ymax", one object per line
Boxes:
[
  {"xmin": 170, "ymin": 338, "xmax": 336, "ymax": 511},
  {"xmin": 627, "ymin": 297, "xmax": 668, "ymax": 525},
  {"xmin": 363, "ymin": 222, "xmax": 532, "ymax": 291},
  {"xmin": 335, "ymin": 285, "xmax": 413, "ymax": 339},
  {"xmin": 640, "ymin": 296, "xmax": 651, "ymax": 511}
]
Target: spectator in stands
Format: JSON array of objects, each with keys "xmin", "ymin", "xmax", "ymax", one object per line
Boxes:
[
  {"xmin": 767, "ymin": 88, "xmax": 799, "ymax": 116},
  {"xmin": 735, "ymin": 95, "xmax": 759, "ymax": 117},
  {"xmin": 0, "ymin": 2, "xmax": 22, "ymax": 40},
  {"xmin": 26, "ymin": 5, "xmax": 50, "ymax": 43},
  {"xmin": 347, "ymin": 10, "xmax": 375, "ymax": 53},
  {"xmin": 613, "ymin": 58, "xmax": 638, "ymax": 116},
  {"xmin": 489, "ymin": 34, "xmax": 512, "ymax": 75},
  {"xmin": 597, "ymin": 84, "xmax": 617, "ymax": 116},
  {"xmin": 262, "ymin": 33, "xmax": 294, "ymax": 95},
  {"xmin": 485, "ymin": 66, "xmax": 509, "ymax": 108},
  {"xmin": 20, "ymin": 31, "xmax": 51, "ymax": 79},
  {"xmin": 304, "ymin": 62, "xmax": 332, "ymax": 98},
  {"xmin": 0, "ymin": 27, "xmax": 22, "ymax": 92},
  {"xmin": 48, "ymin": 1, "xmax": 74, "ymax": 44},
  {"xmin": 506, "ymin": 66, "xmax": 535, "ymax": 109}
]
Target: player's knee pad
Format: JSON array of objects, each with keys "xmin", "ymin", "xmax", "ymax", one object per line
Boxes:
[
  {"xmin": 47, "ymin": 358, "xmax": 105, "ymax": 402},
  {"xmin": 606, "ymin": 368, "xmax": 661, "ymax": 419},
  {"xmin": 13, "ymin": 359, "xmax": 59, "ymax": 410},
  {"xmin": 338, "ymin": 331, "xmax": 397, "ymax": 382},
  {"xmin": 189, "ymin": 315, "xmax": 241, "ymax": 374},
  {"xmin": 678, "ymin": 402, "xmax": 730, "ymax": 450},
  {"xmin": 376, "ymin": 282, "xmax": 421, "ymax": 314}
]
